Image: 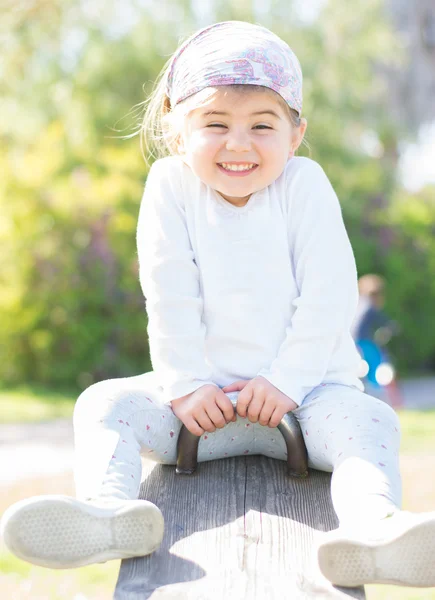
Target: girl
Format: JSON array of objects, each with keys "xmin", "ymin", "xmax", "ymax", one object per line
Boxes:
[{"xmin": 2, "ymin": 20, "xmax": 434, "ymax": 589}]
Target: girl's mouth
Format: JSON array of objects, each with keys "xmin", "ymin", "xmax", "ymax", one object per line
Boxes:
[{"xmin": 217, "ymin": 163, "xmax": 258, "ymax": 177}]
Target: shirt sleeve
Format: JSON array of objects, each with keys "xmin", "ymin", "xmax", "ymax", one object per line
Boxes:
[
  {"xmin": 257, "ymin": 161, "xmax": 359, "ymax": 406},
  {"xmin": 137, "ymin": 159, "xmax": 216, "ymax": 403},
  {"xmin": 369, "ymin": 307, "xmax": 392, "ymax": 332}
]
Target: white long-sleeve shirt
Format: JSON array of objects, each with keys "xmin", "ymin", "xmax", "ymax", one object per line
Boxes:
[{"xmin": 137, "ymin": 155, "xmax": 363, "ymax": 405}]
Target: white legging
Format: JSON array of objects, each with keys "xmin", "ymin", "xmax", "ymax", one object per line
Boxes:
[{"xmin": 73, "ymin": 373, "xmax": 402, "ymax": 526}]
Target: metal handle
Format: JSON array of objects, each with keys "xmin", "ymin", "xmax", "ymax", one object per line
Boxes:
[{"xmin": 176, "ymin": 394, "xmax": 308, "ymax": 478}]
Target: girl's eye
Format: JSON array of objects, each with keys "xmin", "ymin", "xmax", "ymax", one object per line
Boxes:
[{"xmin": 206, "ymin": 124, "xmax": 272, "ymax": 130}]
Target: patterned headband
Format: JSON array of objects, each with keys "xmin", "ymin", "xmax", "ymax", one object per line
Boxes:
[{"xmin": 166, "ymin": 21, "xmax": 303, "ymax": 114}]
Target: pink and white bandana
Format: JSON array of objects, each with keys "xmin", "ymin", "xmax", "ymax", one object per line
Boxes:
[{"xmin": 166, "ymin": 21, "xmax": 303, "ymax": 114}]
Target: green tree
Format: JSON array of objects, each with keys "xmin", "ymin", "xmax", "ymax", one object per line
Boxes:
[{"xmin": 1, "ymin": 0, "xmax": 434, "ymax": 389}]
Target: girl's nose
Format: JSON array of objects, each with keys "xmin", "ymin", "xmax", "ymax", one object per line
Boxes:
[{"xmin": 225, "ymin": 131, "xmax": 251, "ymax": 152}]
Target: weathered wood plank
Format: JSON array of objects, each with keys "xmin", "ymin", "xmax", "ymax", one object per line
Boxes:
[
  {"xmin": 115, "ymin": 457, "xmax": 246, "ymax": 599},
  {"xmin": 242, "ymin": 457, "xmax": 365, "ymax": 599},
  {"xmin": 115, "ymin": 456, "xmax": 365, "ymax": 599}
]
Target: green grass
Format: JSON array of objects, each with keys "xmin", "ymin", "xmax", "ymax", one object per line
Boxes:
[
  {"xmin": 366, "ymin": 587, "xmax": 435, "ymax": 599},
  {"xmin": 398, "ymin": 408, "xmax": 435, "ymax": 454},
  {"xmin": 0, "ymin": 384, "xmax": 77, "ymax": 423},
  {"xmin": 1, "ymin": 383, "xmax": 434, "ymax": 456},
  {"xmin": 0, "ymin": 550, "xmax": 119, "ymax": 599}
]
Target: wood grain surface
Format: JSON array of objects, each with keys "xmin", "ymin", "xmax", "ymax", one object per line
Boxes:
[{"xmin": 115, "ymin": 456, "xmax": 365, "ymax": 599}]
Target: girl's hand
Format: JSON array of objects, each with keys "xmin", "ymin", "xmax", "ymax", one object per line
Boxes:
[
  {"xmin": 171, "ymin": 384, "xmax": 236, "ymax": 436},
  {"xmin": 222, "ymin": 376, "xmax": 297, "ymax": 428}
]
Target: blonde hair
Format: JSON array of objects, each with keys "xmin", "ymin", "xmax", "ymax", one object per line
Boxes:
[
  {"xmin": 358, "ymin": 274, "xmax": 385, "ymax": 297},
  {"xmin": 140, "ymin": 59, "xmax": 304, "ymax": 166}
]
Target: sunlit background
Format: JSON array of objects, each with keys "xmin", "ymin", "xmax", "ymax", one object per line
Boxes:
[
  {"xmin": 1, "ymin": 1, "xmax": 435, "ymax": 598},
  {"xmin": 1, "ymin": 0, "xmax": 435, "ymax": 390}
]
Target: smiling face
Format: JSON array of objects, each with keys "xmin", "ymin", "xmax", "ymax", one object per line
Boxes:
[{"xmin": 178, "ymin": 86, "xmax": 307, "ymax": 207}]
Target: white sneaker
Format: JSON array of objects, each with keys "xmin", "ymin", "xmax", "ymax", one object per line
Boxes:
[
  {"xmin": 0, "ymin": 495, "xmax": 164, "ymax": 569},
  {"xmin": 317, "ymin": 511, "xmax": 435, "ymax": 587}
]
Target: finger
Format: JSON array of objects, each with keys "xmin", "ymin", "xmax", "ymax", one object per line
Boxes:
[
  {"xmin": 195, "ymin": 409, "xmax": 216, "ymax": 433},
  {"xmin": 215, "ymin": 391, "xmax": 237, "ymax": 423},
  {"xmin": 247, "ymin": 392, "xmax": 265, "ymax": 423},
  {"xmin": 205, "ymin": 401, "xmax": 227, "ymax": 429},
  {"xmin": 269, "ymin": 407, "xmax": 284, "ymax": 428},
  {"xmin": 236, "ymin": 385, "xmax": 254, "ymax": 418},
  {"xmin": 258, "ymin": 400, "xmax": 275, "ymax": 426},
  {"xmin": 222, "ymin": 380, "xmax": 249, "ymax": 393},
  {"xmin": 183, "ymin": 417, "xmax": 204, "ymax": 437}
]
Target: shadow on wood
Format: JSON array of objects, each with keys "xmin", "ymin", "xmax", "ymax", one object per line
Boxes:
[{"xmin": 115, "ymin": 456, "xmax": 365, "ymax": 599}]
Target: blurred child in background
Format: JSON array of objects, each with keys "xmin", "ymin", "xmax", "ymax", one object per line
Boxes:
[{"xmin": 352, "ymin": 274, "xmax": 402, "ymax": 405}]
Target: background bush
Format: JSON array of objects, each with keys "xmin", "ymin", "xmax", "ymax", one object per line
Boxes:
[{"xmin": 1, "ymin": 0, "xmax": 434, "ymax": 391}]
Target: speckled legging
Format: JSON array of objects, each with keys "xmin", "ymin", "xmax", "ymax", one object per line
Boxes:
[{"xmin": 73, "ymin": 372, "xmax": 402, "ymax": 526}]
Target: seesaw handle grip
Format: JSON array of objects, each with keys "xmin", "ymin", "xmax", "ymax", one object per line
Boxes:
[{"xmin": 176, "ymin": 407, "xmax": 308, "ymax": 478}]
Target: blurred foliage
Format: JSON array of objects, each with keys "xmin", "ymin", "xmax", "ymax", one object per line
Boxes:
[
  {"xmin": 380, "ymin": 185, "xmax": 435, "ymax": 370},
  {"xmin": 1, "ymin": 0, "xmax": 435, "ymax": 390}
]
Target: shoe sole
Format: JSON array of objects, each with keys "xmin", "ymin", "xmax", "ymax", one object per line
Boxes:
[
  {"xmin": 1, "ymin": 495, "xmax": 164, "ymax": 569},
  {"xmin": 318, "ymin": 517, "xmax": 435, "ymax": 587}
]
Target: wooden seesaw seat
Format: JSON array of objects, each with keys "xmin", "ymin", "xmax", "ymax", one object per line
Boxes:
[{"xmin": 115, "ymin": 411, "xmax": 365, "ymax": 599}]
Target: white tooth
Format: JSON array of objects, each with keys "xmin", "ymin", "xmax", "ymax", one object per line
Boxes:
[{"xmin": 221, "ymin": 163, "xmax": 255, "ymax": 171}]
